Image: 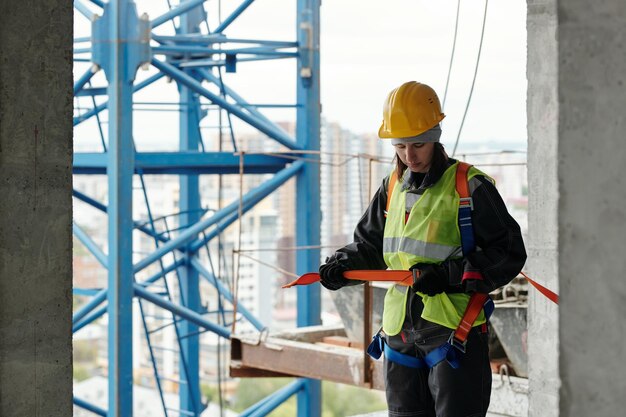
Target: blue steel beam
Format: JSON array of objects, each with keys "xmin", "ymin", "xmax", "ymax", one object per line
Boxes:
[
  {"xmin": 177, "ymin": 8, "xmax": 202, "ymax": 410},
  {"xmin": 73, "ymin": 72, "xmax": 165, "ymax": 126},
  {"xmin": 134, "ymin": 284, "xmax": 231, "ymax": 339},
  {"xmin": 91, "ymin": 1, "xmax": 150, "ymax": 415},
  {"xmin": 190, "ymin": 258, "xmax": 265, "ymax": 331},
  {"xmin": 74, "ymin": 288, "xmax": 102, "ymax": 296},
  {"xmin": 150, "ymin": 0, "xmax": 206, "ymax": 29},
  {"xmin": 74, "ymin": 396, "xmax": 108, "ymax": 417},
  {"xmin": 75, "ymin": 87, "xmax": 108, "ymax": 97},
  {"xmin": 134, "ymin": 160, "xmax": 303, "ymax": 274},
  {"xmin": 73, "ymin": 258, "xmax": 187, "ymax": 332},
  {"xmin": 73, "ymin": 189, "xmax": 169, "ymax": 244},
  {"xmin": 74, "ymin": 66, "xmax": 99, "ymax": 95},
  {"xmin": 240, "ymin": 380, "xmax": 306, "ymax": 417},
  {"xmin": 214, "ymin": 0, "xmax": 256, "ymax": 34},
  {"xmin": 196, "ymin": 68, "xmax": 293, "ymax": 138},
  {"xmin": 74, "ymin": 0, "xmax": 98, "ymax": 21},
  {"xmin": 73, "ymin": 152, "xmax": 289, "ymax": 175},
  {"xmin": 152, "ymin": 45, "xmax": 297, "ymax": 57},
  {"xmin": 178, "ymin": 54, "xmax": 294, "ymax": 68},
  {"xmin": 296, "ymin": 1, "xmax": 322, "ymax": 417},
  {"xmin": 153, "ymin": 34, "xmax": 297, "ymax": 48},
  {"xmin": 73, "ymin": 305, "xmax": 107, "ymax": 333},
  {"xmin": 151, "ymin": 59, "xmax": 302, "ymax": 151},
  {"xmin": 73, "ymin": 222, "xmax": 108, "ymax": 268}
]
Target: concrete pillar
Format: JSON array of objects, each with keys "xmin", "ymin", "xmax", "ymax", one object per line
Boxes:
[
  {"xmin": 527, "ymin": 1, "xmax": 560, "ymax": 416},
  {"xmin": 557, "ymin": 1, "xmax": 626, "ymax": 416},
  {"xmin": 528, "ymin": 0, "xmax": 626, "ymax": 416},
  {"xmin": 0, "ymin": 1, "xmax": 73, "ymax": 417}
]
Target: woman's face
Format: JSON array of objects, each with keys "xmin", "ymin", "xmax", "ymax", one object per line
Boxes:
[{"xmin": 393, "ymin": 142, "xmax": 435, "ymax": 173}]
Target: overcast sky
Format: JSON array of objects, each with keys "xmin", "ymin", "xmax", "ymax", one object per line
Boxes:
[{"xmin": 75, "ymin": 0, "xmax": 527, "ymax": 150}]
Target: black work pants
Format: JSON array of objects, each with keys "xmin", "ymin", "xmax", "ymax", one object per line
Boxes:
[{"xmin": 384, "ymin": 292, "xmax": 492, "ymax": 417}]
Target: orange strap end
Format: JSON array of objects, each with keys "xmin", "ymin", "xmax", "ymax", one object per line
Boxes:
[
  {"xmin": 521, "ymin": 272, "xmax": 559, "ymax": 304},
  {"xmin": 281, "ymin": 272, "xmax": 320, "ymax": 288}
]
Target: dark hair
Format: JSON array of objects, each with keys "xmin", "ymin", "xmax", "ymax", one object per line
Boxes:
[{"xmin": 394, "ymin": 142, "xmax": 448, "ymax": 179}]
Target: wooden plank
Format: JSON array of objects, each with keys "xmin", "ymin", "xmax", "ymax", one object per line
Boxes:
[{"xmin": 230, "ymin": 327, "xmax": 384, "ymax": 390}]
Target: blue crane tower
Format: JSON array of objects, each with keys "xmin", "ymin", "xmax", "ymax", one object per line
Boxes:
[{"xmin": 72, "ymin": 1, "xmax": 321, "ymax": 416}]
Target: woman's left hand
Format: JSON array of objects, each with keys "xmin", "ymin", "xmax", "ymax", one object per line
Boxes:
[{"xmin": 410, "ymin": 263, "xmax": 448, "ymax": 296}]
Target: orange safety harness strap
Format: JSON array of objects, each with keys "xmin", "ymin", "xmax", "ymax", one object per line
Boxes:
[
  {"xmin": 384, "ymin": 171, "xmax": 398, "ymax": 218},
  {"xmin": 281, "ymin": 270, "xmax": 414, "ymax": 289}
]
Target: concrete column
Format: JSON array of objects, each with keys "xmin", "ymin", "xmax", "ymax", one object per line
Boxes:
[
  {"xmin": 557, "ymin": 1, "xmax": 626, "ymax": 416},
  {"xmin": 0, "ymin": 1, "xmax": 73, "ymax": 417},
  {"xmin": 527, "ymin": 1, "xmax": 560, "ymax": 416},
  {"xmin": 528, "ymin": 0, "xmax": 626, "ymax": 416}
]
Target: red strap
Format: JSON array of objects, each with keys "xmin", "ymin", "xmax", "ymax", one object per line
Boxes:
[
  {"xmin": 454, "ymin": 293, "xmax": 489, "ymax": 343},
  {"xmin": 462, "ymin": 271, "xmax": 484, "ymax": 281},
  {"xmin": 521, "ymin": 272, "xmax": 559, "ymax": 304}
]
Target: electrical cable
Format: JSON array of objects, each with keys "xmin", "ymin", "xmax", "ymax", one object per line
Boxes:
[
  {"xmin": 452, "ymin": 0, "xmax": 489, "ymax": 157},
  {"xmin": 442, "ymin": 0, "xmax": 461, "ymax": 110}
]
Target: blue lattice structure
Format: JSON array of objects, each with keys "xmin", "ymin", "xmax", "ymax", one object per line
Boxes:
[{"xmin": 72, "ymin": 1, "xmax": 321, "ymax": 416}]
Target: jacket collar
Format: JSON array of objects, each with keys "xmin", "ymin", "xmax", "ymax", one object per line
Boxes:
[{"xmin": 401, "ymin": 157, "xmax": 458, "ymax": 191}]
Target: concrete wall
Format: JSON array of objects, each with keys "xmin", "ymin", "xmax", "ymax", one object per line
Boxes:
[
  {"xmin": 0, "ymin": 1, "xmax": 73, "ymax": 416},
  {"xmin": 528, "ymin": 0, "xmax": 626, "ymax": 416},
  {"xmin": 527, "ymin": 1, "xmax": 560, "ymax": 415},
  {"xmin": 557, "ymin": 1, "xmax": 626, "ymax": 416}
]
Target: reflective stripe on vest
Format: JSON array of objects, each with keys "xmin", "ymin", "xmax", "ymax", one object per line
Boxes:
[
  {"xmin": 381, "ymin": 162, "xmax": 492, "ymax": 334},
  {"xmin": 383, "ymin": 237, "xmax": 459, "ymax": 261}
]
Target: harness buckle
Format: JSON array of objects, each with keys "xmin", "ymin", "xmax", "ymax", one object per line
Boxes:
[
  {"xmin": 459, "ymin": 197, "xmax": 474, "ymax": 211},
  {"xmin": 412, "ymin": 268, "xmax": 420, "ymax": 285},
  {"xmin": 448, "ymin": 331, "xmax": 467, "ymax": 353}
]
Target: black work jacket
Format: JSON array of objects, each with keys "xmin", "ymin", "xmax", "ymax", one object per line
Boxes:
[{"xmin": 330, "ymin": 158, "xmax": 527, "ymax": 293}]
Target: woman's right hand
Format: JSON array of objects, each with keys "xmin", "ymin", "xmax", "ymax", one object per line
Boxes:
[{"xmin": 319, "ymin": 256, "xmax": 349, "ymax": 291}]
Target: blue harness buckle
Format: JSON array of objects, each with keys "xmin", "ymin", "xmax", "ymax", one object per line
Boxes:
[{"xmin": 366, "ymin": 327, "xmax": 384, "ymax": 360}]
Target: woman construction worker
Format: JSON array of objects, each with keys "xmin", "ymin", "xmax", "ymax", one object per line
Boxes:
[{"xmin": 319, "ymin": 81, "xmax": 527, "ymax": 417}]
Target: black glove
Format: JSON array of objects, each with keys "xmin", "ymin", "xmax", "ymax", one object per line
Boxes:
[
  {"xmin": 319, "ymin": 257, "xmax": 349, "ymax": 291},
  {"xmin": 411, "ymin": 263, "xmax": 448, "ymax": 296}
]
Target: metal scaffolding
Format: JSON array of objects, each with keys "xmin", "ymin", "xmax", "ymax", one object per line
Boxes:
[{"xmin": 72, "ymin": 0, "xmax": 321, "ymax": 416}]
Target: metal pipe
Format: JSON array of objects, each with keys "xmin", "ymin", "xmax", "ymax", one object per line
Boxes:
[
  {"xmin": 134, "ymin": 284, "xmax": 231, "ymax": 339},
  {"xmin": 134, "ymin": 160, "xmax": 303, "ymax": 273},
  {"xmin": 151, "ymin": 58, "xmax": 300, "ymax": 150}
]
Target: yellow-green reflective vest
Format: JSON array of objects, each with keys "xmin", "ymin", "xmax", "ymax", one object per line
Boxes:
[{"xmin": 381, "ymin": 162, "xmax": 491, "ymax": 335}]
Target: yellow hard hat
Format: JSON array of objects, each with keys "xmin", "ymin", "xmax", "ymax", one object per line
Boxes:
[{"xmin": 378, "ymin": 81, "xmax": 446, "ymax": 139}]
